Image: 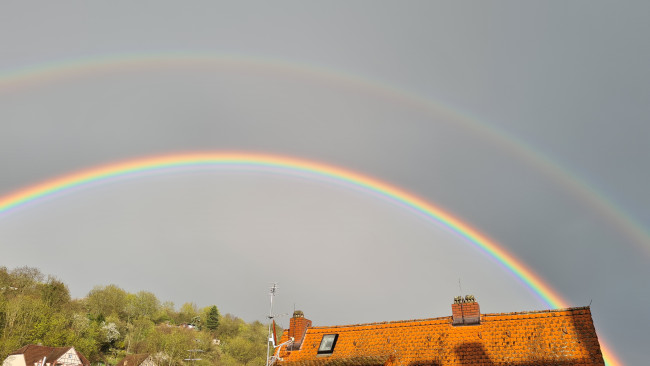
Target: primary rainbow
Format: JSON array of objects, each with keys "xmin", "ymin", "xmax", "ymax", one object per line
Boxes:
[
  {"xmin": 0, "ymin": 152, "xmax": 621, "ymax": 365},
  {"xmin": 1, "ymin": 53, "xmax": 648, "ymax": 261}
]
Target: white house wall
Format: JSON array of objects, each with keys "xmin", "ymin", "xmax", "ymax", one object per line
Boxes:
[
  {"xmin": 55, "ymin": 349, "xmax": 81, "ymax": 366},
  {"xmin": 2, "ymin": 354, "xmax": 26, "ymax": 366}
]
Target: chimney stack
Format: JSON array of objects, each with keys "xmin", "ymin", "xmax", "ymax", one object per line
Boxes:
[
  {"xmin": 452, "ymin": 295, "xmax": 480, "ymax": 325},
  {"xmin": 287, "ymin": 310, "xmax": 311, "ymax": 350}
]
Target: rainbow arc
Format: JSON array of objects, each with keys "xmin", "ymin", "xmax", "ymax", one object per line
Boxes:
[{"xmin": 0, "ymin": 152, "xmax": 621, "ymax": 366}]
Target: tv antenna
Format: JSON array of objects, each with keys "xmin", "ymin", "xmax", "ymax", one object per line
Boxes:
[
  {"xmin": 266, "ymin": 283, "xmax": 293, "ymax": 366},
  {"xmin": 184, "ymin": 347, "xmax": 203, "ymax": 366},
  {"xmin": 266, "ymin": 283, "xmax": 278, "ymax": 366}
]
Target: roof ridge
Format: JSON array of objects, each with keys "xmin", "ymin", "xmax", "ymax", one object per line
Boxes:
[
  {"xmin": 308, "ymin": 306, "xmax": 591, "ymax": 329},
  {"xmin": 483, "ymin": 305, "xmax": 591, "ymax": 317}
]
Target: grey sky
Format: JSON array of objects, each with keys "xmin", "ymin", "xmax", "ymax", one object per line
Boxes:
[{"xmin": 0, "ymin": 2, "xmax": 648, "ymax": 364}]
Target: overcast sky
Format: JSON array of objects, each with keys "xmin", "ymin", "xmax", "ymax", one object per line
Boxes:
[{"xmin": 0, "ymin": 2, "xmax": 648, "ymax": 365}]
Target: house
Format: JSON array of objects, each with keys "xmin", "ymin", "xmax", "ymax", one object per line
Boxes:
[
  {"xmin": 2, "ymin": 345, "xmax": 90, "ymax": 366},
  {"xmin": 115, "ymin": 354, "xmax": 156, "ymax": 366},
  {"xmin": 274, "ymin": 296, "xmax": 605, "ymax": 365}
]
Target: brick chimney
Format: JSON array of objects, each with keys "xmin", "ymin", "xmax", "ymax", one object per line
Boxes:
[
  {"xmin": 451, "ymin": 295, "xmax": 480, "ymax": 325},
  {"xmin": 287, "ymin": 310, "xmax": 312, "ymax": 350}
]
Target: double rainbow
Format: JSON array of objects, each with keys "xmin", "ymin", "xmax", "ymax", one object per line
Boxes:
[
  {"xmin": 0, "ymin": 152, "xmax": 620, "ymax": 365},
  {"xmin": 1, "ymin": 53, "xmax": 647, "ymax": 261}
]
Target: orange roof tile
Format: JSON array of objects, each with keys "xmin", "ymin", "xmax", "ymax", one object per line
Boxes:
[{"xmin": 276, "ymin": 307, "xmax": 604, "ymax": 365}]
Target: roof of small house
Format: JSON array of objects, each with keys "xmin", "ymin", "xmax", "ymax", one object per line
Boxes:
[
  {"xmin": 115, "ymin": 354, "xmax": 152, "ymax": 366},
  {"xmin": 10, "ymin": 345, "xmax": 90, "ymax": 366},
  {"xmin": 276, "ymin": 306, "xmax": 604, "ymax": 366}
]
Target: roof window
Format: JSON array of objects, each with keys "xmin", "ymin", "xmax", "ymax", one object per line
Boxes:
[{"xmin": 317, "ymin": 334, "xmax": 338, "ymax": 354}]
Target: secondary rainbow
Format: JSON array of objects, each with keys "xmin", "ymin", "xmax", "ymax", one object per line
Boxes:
[
  {"xmin": 1, "ymin": 53, "xmax": 648, "ymax": 261},
  {"xmin": 0, "ymin": 152, "xmax": 621, "ymax": 366}
]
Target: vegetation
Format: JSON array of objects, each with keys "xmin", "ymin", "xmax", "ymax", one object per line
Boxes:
[{"xmin": 0, "ymin": 267, "xmax": 279, "ymax": 366}]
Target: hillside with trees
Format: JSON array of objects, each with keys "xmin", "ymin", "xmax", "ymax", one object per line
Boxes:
[{"xmin": 0, "ymin": 266, "xmax": 277, "ymax": 366}]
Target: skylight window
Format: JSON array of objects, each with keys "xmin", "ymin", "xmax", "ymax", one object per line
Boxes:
[{"xmin": 317, "ymin": 334, "xmax": 338, "ymax": 354}]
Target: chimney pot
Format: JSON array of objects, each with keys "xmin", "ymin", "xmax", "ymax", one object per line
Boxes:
[{"xmin": 451, "ymin": 295, "xmax": 480, "ymax": 325}]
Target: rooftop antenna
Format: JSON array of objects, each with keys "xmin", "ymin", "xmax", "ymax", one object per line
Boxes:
[
  {"xmin": 265, "ymin": 284, "xmax": 293, "ymax": 366},
  {"xmin": 266, "ymin": 283, "xmax": 278, "ymax": 366},
  {"xmin": 184, "ymin": 349, "xmax": 203, "ymax": 365},
  {"xmin": 184, "ymin": 340, "xmax": 203, "ymax": 366},
  {"xmin": 458, "ymin": 278, "xmax": 465, "ymax": 323}
]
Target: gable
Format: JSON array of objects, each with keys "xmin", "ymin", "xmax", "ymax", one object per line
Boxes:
[{"xmin": 53, "ymin": 349, "xmax": 80, "ymax": 366}]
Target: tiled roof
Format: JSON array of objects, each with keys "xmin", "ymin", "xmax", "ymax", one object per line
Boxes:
[
  {"xmin": 115, "ymin": 354, "xmax": 151, "ymax": 366},
  {"xmin": 276, "ymin": 307, "xmax": 604, "ymax": 365},
  {"xmin": 10, "ymin": 345, "xmax": 90, "ymax": 366}
]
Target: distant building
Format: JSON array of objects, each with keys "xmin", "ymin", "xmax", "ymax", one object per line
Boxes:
[
  {"xmin": 274, "ymin": 296, "xmax": 605, "ymax": 365},
  {"xmin": 115, "ymin": 354, "xmax": 156, "ymax": 366},
  {"xmin": 2, "ymin": 345, "xmax": 90, "ymax": 366}
]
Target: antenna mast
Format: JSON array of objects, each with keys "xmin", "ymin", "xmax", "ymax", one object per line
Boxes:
[
  {"xmin": 266, "ymin": 283, "xmax": 278, "ymax": 366},
  {"xmin": 458, "ymin": 278, "xmax": 464, "ymax": 323},
  {"xmin": 184, "ymin": 347, "xmax": 203, "ymax": 366},
  {"xmin": 265, "ymin": 283, "xmax": 293, "ymax": 366}
]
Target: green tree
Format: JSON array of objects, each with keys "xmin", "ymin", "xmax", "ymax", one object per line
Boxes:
[
  {"xmin": 4, "ymin": 294, "xmax": 45, "ymax": 346},
  {"xmin": 205, "ymin": 306, "xmax": 220, "ymax": 331},
  {"xmin": 126, "ymin": 291, "xmax": 160, "ymax": 321},
  {"xmin": 216, "ymin": 314, "xmax": 245, "ymax": 340},
  {"xmin": 86, "ymin": 285, "xmax": 128, "ymax": 320},
  {"xmin": 153, "ymin": 301, "xmax": 175, "ymax": 324},
  {"xmin": 68, "ymin": 315, "xmax": 101, "ymax": 362},
  {"xmin": 40, "ymin": 312, "xmax": 74, "ymax": 346},
  {"xmin": 143, "ymin": 325, "xmax": 212, "ymax": 366},
  {"xmin": 222, "ymin": 335, "xmax": 265, "ymax": 365},
  {"xmin": 178, "ymin": 302, "xmax": 199, "ymax": 324},
  {"xmin": 125, "ymin": 317, "xmax": 154, "ymax": 353},
  {"xmin": 0, "ymin": 266, "xmax": 271, "ymax": 366},
  {"xmin": 40, "ymin": 277, "xmax": 71, "ymax": 309},
  {"xmin": 10, "ymin": 266, "xmax": 44, "ymax": 293}
]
